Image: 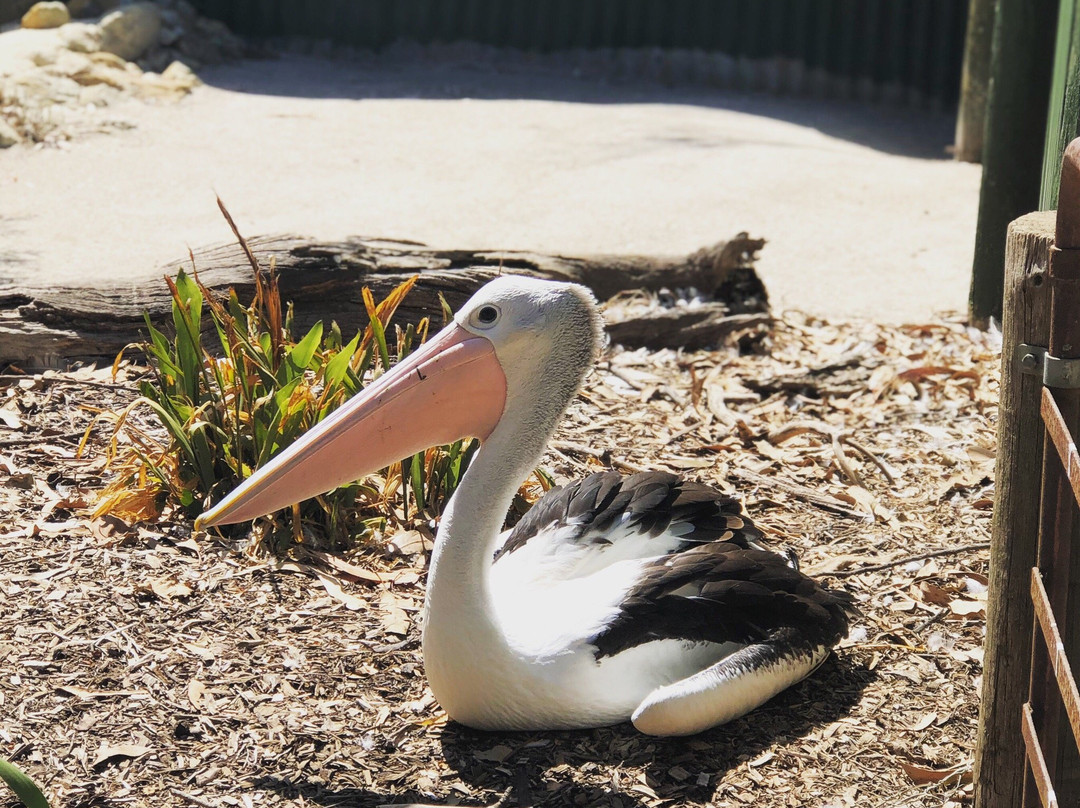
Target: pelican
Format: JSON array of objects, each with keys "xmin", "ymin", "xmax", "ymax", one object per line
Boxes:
[{"xmin": 197, "ymin": 277, "xmax": 852, "ymax": 736}]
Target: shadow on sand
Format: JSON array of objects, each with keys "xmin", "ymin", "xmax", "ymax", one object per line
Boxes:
[
  {"xmin": 196, "ymin": 53, "xmax": 956, "ymax": 161},
  {"xmin": 253, "ymin": 653, "xmax": 870, "ymax": 807},
  {"xmin": 436, "ymin": 652, "xmax": 873, "ymax": 807}
]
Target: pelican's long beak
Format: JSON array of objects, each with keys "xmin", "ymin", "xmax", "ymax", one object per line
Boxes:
[{"xmin": 195, "ymin": 323, "xmax": 507, "ymax": 529}]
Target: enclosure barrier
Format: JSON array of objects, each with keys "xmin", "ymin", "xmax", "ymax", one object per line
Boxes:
[
  {"xmin": 1018, "ymin": 138, "xmax": 1080, "ymax": 808},
  {"xmin": 186, "ymin": 0, "xmax": 967, "ymax": 108},
  {"xmin": 975, "ymin": 137, "xmax": 1080, "ymax": 808}
]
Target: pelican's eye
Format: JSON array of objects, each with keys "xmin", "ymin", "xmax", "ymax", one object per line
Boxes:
[{"xmin": 473, "ymin": 304, "xmax": 500, "ymax": 328}]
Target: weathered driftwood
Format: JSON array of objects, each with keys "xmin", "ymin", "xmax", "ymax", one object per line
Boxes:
[{"xmin": 0, "ymin": 233, "xmax": 767, "ymax": 365}]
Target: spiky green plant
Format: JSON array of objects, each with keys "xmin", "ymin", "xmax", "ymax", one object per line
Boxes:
[
  {"xmin": 91, "ymin": 267, "xmax": 501, "ymax": 551},
  {"xmin": 0, "ymin": 758, "xmax": 50, "ymax": 808}
]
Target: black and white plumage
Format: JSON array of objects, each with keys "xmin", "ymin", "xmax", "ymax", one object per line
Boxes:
[
  {"xmin": 483, "ymin": 469, "xmax": 853, "ymax": 734},
  {"xmin": 198, "ymin": 277, "xmax": 854, "ymax": 736}
]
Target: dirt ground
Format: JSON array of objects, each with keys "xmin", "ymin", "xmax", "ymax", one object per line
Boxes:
[
  {"xmin": 0, "ymin": 46, "xmax": 981, "ymax": 323},
  {"xmin": 0, "ymin": 25, "xmax": 996, "ymax": 808},
  {"xmin": 0, "ymin": 306, "xmax": 996, "ymax": 808}
]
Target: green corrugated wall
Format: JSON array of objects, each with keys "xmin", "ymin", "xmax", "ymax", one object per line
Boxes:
[{"xmin": 190, "ymin": 0, "xmax": 968, "ymax": 106}]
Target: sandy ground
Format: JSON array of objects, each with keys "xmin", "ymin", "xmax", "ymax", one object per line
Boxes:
[{"xmin": 1, "ymin": 52, "xmax": 982, "ymax": 323}]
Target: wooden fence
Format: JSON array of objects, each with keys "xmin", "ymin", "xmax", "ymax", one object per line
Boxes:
[{"xmin": 976, "ymin": 137, "xmax": 1080, "ymax": 808}]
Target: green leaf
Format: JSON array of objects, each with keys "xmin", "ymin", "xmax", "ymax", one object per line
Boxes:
[
  {"xmin": 322, "ymin": 333, "xmax": 360, "ymax": 390},
  {"xmin": 438, "ymin": 292, "xmax": 454, "ymax": 326},
  {"xmin": 0, "ymin": 758, "xmax": 51, "ymax": 808},
  {"xmin": 285, "ymin": 321, "xmax": 323, "ymax": 373},
  {"xmin": 409, "ymin": 452, "xmax": 425, "ymax": 512}
]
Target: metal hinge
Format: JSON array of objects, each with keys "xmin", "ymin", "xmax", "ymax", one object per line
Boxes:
[{"xmin": 1017, "ymin": 344, "xmax": 1080, "ymax": 388}]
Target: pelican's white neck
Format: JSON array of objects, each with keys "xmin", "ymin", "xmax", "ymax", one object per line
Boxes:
[
  {"xmin": 419, "ymin": 400, "xmax": 556, "ymax": 718},
  {"xmin": 419, "ymin": 279, "xmax": 602, "ymax": 723}
]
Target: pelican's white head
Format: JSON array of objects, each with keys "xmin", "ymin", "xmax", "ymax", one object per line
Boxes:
[{"xmin": 452, "ymin": 276, "xmax": 603, "ymax": 441}]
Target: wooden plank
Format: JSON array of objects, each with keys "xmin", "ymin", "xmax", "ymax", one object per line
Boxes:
[
  {"xmin": 1041, "ymin": 388, "xmax": 1080, "ymax": 509},
  {"xmin": 968, "ymin": 0, "xmax": 1058, "ymax": 327},
  {"xmin": 1022, "ymin": 702, "xmax": 1060, "ymax": 808},
  {"xmin": 1030, "ymin": 568, "xmax": 1080, "ymax": 758},
  {"xmin": 974, "ymin": 210, "xmax": 1056, "ymax": 808}
]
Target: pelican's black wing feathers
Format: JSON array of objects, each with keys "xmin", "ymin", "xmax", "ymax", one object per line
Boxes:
[
  {"xmin": 590, "ymin": 542, "xmax": 855, "ymax": 659},
  {"xmin": 495, "ymin": 470, "xmax": 762, "ymax": 561}
]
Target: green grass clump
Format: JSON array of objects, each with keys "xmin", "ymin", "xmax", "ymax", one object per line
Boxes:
[{"xmin": 91, "ymin": 265, "xmax": 498, "ymax": 552}]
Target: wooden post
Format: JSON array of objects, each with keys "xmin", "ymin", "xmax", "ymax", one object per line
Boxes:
[
  {"xmin": 974, "ymin": 210, "xmax": 1055, "ymax": 808},
  {"xmin": 968, "ymin": 0, "xmax": 1057, "ymax": 327},
  {"xmin": 954, "ymin": 0, "xmax": 997, "ymax": 163}
]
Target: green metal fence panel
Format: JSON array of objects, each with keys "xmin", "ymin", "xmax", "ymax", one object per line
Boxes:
[
  {"xmin": 1041, "ymin": 0, "xmax": 1080, "ymax": 210},
  {"xmin": 187, "ymin": 0, "xmax": 968, "ymax": 107}
]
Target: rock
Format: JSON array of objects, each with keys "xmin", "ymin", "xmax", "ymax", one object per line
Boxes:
[
  {"xmin": 21, "ymin": 2, "xmax": 70, "ymax": 28},
  {"xmin": 158, "ymin": 24, "xmax": 182, "ymax": 47},
  {"xmin": 0, "ymin": 119, "xmax": 21, "ymax": 148},
  {"xmin": 99, "ymin": 3, "xmax": 162, "ymax": 61},
  {"xmin": 59, "ymin": 21, "xmax": 103, "ymax": 53},
  {"xmin": 138, "ymin": 48, "xmax": 173, "ymax": 73},
  {"xmin": 160, "ymin": 59, "xmax": 199, "ymax": 88},
  {"xmin": 52, "ymin": 49, "xmax": 94, "ymax": 77},
  {"xmin": 88, "ymin": 50, "xmax": 131, "ymax": 70},
  {"xmin": 65, "ymin": 0, "xmax": 95, "ymax": 17},
  {"xmin": 30, "ymin": 49, "xmax": 59, "ymax": 66}
]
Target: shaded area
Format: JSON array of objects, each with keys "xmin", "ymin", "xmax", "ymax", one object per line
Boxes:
[
  {"xmin": 197, "ymin": 53, "xmax": 959, "ymax": 160},
  {"xmin": 190, "ymin": 0, "xmax": 967, "ymax": 109},
  {"xmin": 437, "ymin": 654, "xmax": 871, "ymax": 807}
]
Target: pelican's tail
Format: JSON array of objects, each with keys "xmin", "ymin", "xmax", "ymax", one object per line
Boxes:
[{"xmin": 631, "ymin": 636, "xmax": 831, "ymax": 736}]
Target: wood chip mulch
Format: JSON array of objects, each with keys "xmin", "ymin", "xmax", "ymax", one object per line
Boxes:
[{"xmin": 0, "ymin": 310, "xmax": 997, "ymax": 808}]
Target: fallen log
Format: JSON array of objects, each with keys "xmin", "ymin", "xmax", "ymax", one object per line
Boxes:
[{"xmin": 0, "ymin": 232, "xmax": 768, "ymax": 366}]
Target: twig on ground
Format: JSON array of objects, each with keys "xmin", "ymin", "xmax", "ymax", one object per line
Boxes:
[
  {"xmin": 0, "ymin": 374, "xmax": 139, "ymax": 393},
  {"xmin": 550, "ymin": 440, "xmax": 647, "ymax": 474},
  {"xmin": 768, "ymin": 420, "xmax": 896, "ymax": 487},
  {"xmin": 0, "ymin": 431, "xmax": 87, "ymax": 447},
  {"xmin": 829, "ymin": 542, "xmax": 991, "ymax": 578},
  {"xmin": 914, "ymin": 606, "xmax": 951, "ymax": 634},
  {"xmin": 170, "ymin": 789, "xmax": 218, "ymax": 808},
  {"xmin": 730, "ymin": 467, "xmax": 870, "ymax": 521}
]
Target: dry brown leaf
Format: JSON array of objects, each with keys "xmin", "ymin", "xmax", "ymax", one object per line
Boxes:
[
  {"xmin": 302, "ymin": 548, "xmax": 385, "ymax": 584},
  {"xmin": 388, "ymin": 530, "xmax": 427, "ymax": 556},
  {"xmin": 149, "ymin": 577, "xmax": 193, "ymax": 600},
  {"xmin": 88, "ymin": 514, "xmax": 133, "ymax": 543},
  {"xmin": 56, "ymin": 685, "xmax": 138, "ymax": 699},
  {"xmin": 0, "ymin": 405, "xmax": 22, "ymax": 430},
  {"xmin": 898, "ymin": 760, "xmax": 972, "ymax": 786},
  {"xmin": 187, "ymin": 678, "xmax": 207, "ymax": 710},
  {"xmin": 317, "ymin": 573, "xmax": 367, "ymax": 610},
  {"xmin": 473, "ymin": 744, "xmax": 513, "ymax": 763},
  {"xmin": 909, "ymin": 712, "xmax": 938, "ymax": 731},
  {"xmin": 949, "ymin": 599, "xmax": 985, "ymax": 618},
  {"xmin": 93, "ymin": 742, "xmax": 152, "ymax": 769},
  {"xmin": 888, "ymin": 599, "xmax": 918, "ymax": 612},
  {"xmin": 380, "ymin": 592, "xmax": 411, "ymax": 636},
  {"xmin": 913, "ymin": 581, "xmax": 953, "ymax": 607},
  {"xmin": 183, "ymin": 643, "xmax": 216, "ymax": 661}
]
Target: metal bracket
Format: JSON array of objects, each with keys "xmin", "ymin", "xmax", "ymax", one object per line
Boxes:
[{"xmin": 1017, "ymin": 344, "xmax": 1080, "ymax": 388}]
